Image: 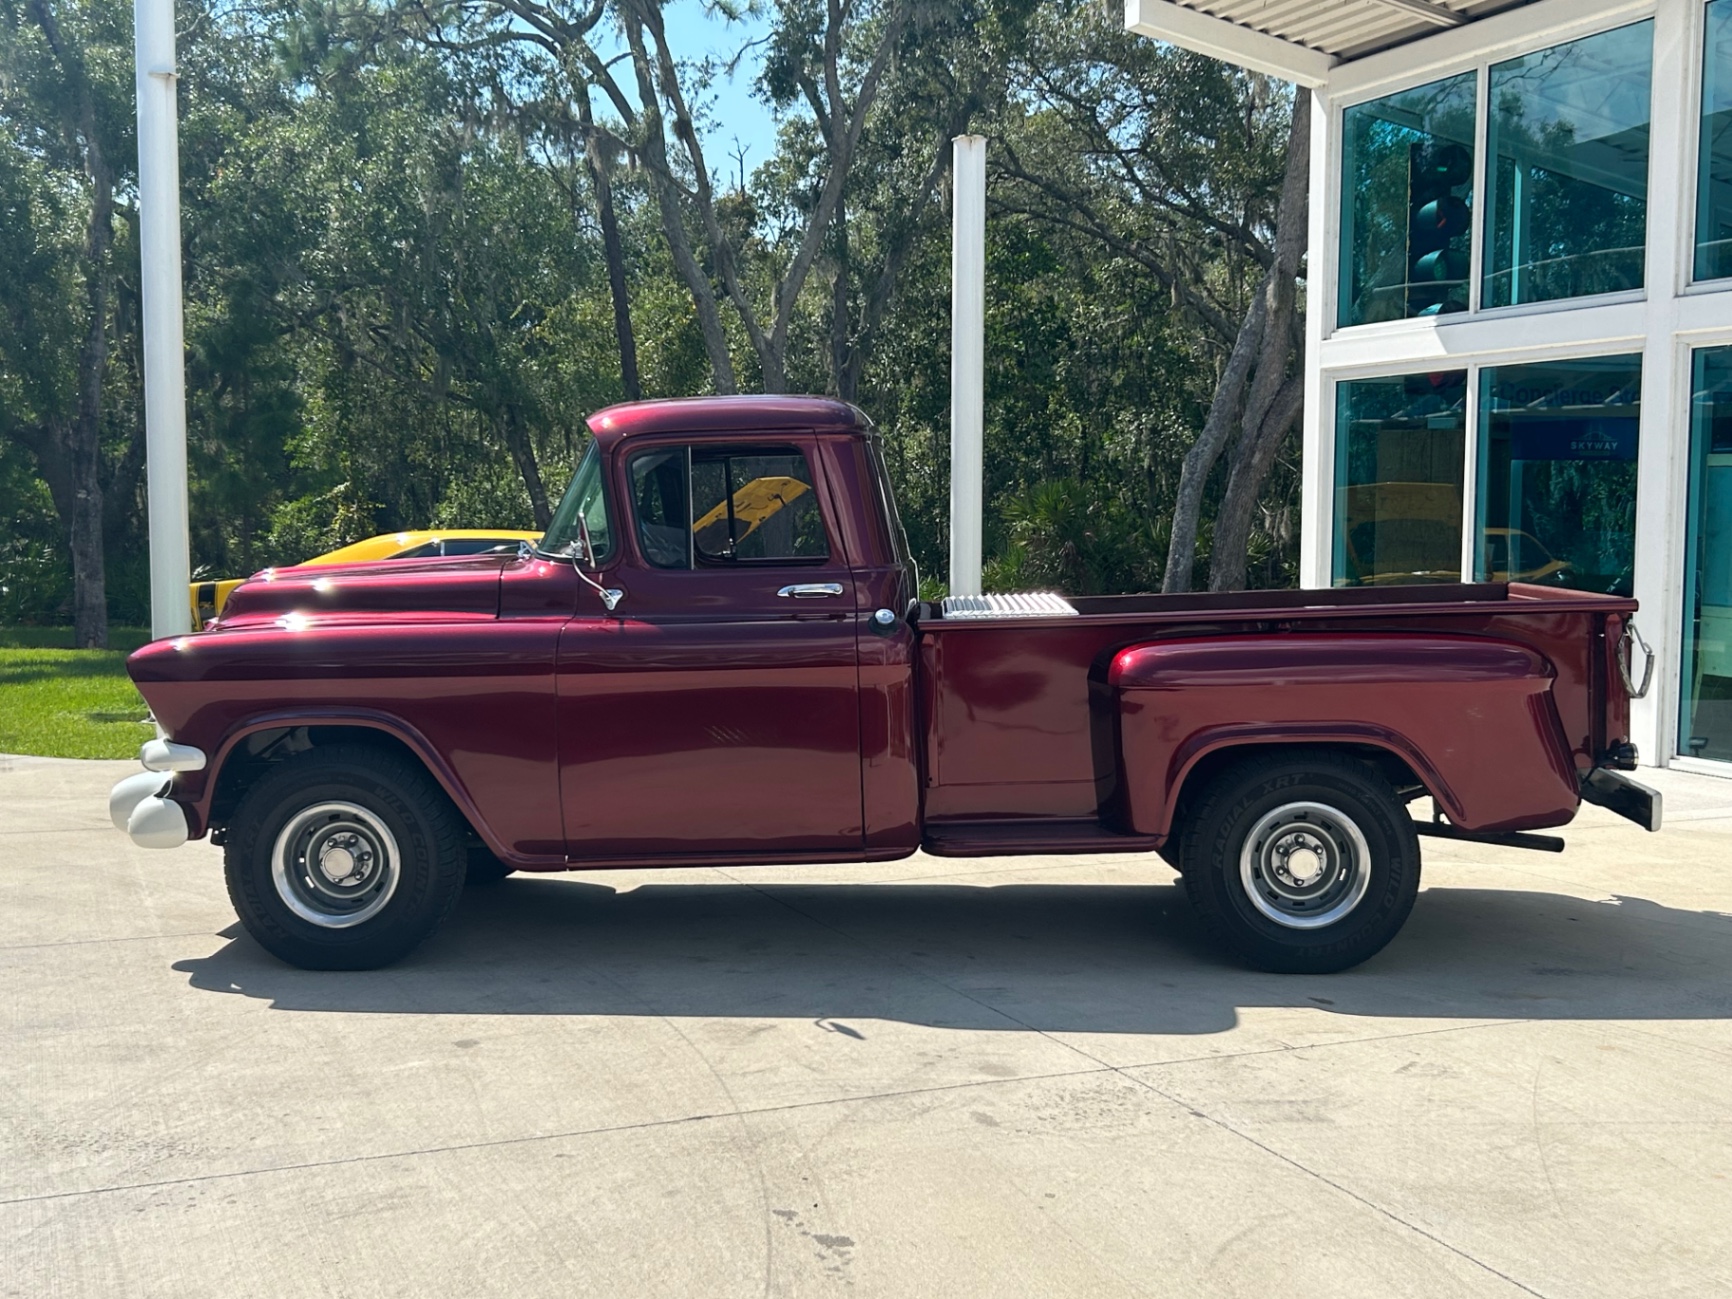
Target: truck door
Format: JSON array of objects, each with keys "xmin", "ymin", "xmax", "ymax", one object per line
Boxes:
[{"xmin": 556, "ymin": 437, "xmax": 864, "ymax": 857}]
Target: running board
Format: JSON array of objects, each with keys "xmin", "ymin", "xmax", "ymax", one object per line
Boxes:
[
  {"xmin": 923, "ymin": 819, "xmax": 1162, "ymax": 858},
  {"xmin": 1414, "ymin": 822, "xmax": 1565, "ymax": 853}
]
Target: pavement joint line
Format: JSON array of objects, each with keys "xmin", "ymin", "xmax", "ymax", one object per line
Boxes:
[
  {"xmin": 1598, "ymin": 1021, "xmax": 1732, "ymax": 1063},
  {"xmin": 1109, "ymin": 1017, "xmax": 1532, "ymax": 1070},
  {"xmin": 0, "ymin": 826, "xmax": 114, "ymax": 836},
  {"xmin": 725, "ymin": 873, "xmax": 1554, "ymax": 1298},
  {"xmin": 1105, "ymin": 1063, "xmax": 1553, "ymax": 1298},
  {"xmin": 0, "ymin": 1063, "xmax": 1122, "ymax": 1210},
  {"xmin": 0, "ymin": 930, "xmax": 219, "ymax": 953}
]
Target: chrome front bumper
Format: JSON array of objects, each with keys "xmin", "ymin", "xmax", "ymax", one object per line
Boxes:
[{"xmin": 109, "ymin": 736, "xmax": 206, "ymax": 849}]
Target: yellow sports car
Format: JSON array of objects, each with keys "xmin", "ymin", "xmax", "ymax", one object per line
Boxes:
[{"xmin": 190, "ymin": 530, "xmax": 541, "ymax": 629}]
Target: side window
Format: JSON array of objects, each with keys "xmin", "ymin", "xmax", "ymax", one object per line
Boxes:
[
  {"xmin": 691, "ymin": 449, "xmax": 828, "ymax": 562},
  {"xmin": 627, "ymin": 445, "xmax": 829, "ymax": 568},
  {"xmin": 631, "ymin": 448, "xmax": 692, "ymax": 569}
]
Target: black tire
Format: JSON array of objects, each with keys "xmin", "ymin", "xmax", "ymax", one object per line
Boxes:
[
  {"xmin": 1178, "ymin": 752, "xmax": 1421, "ymax": 974},
  {"xmin": 464, "ymin": 846, "xmax": 517, "ymax": 887},
  {"xmin": 223, "ymin": 745, "xmax": 467, "ymax": 970}
]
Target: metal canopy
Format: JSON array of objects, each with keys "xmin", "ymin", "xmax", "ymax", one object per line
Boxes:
[{"xmin": 1127, "ymin": 0, "xmax": 1538, "ymax": 84}]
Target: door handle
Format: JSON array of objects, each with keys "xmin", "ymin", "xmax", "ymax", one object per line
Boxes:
[{"xmin": 778, "ymin": 583, "xmax": 845, "ymax": 598}]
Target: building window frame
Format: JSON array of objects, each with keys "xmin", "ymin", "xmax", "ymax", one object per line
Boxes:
[
  {"xmin": 1324, "ymin": 348, "xmax": 1649, "ymax": 589},
  {"xmin": 1328, "ymin": 4, "xmax": 1674, "ymax": 342}
]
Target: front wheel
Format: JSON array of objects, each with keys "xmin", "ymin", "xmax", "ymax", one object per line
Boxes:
[
  {"xmin": 223, "ymin": 745, "xmax": 467, "ymax": 970},
  {"xmin": 1178, "ymin": 753, "xmax": 1421, "ymax": 974}
]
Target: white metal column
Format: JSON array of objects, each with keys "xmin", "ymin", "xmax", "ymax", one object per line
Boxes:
[
  {"xmin": 1630, "ymin": 0, "xmax": 1696, "ymax": 765},
  {"xmin": 949, "ymin": 135, "xmax": 986, "ymax": 598},
  {"xmin": 134, "ymin": 0, "xmax": 191, "ymax": 638},
  {"xmin": 1299, "ymin": 83, "xmax": 1336, "ymax": 589}
]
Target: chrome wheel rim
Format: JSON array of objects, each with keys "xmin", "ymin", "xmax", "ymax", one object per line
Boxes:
[
  {"xmin": 271, "ymin": 801, "xmax": 401, "ymax": 929},
  {"xmin": 1238, "ymin": 801, "xmax": 1372, "ymax": 931}
]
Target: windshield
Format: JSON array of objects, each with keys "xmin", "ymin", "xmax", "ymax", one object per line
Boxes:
[{"xmin": 539, "ymin": 441, "xmax": 613, "ymax": 560}]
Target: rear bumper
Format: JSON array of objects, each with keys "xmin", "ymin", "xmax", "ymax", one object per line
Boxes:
[{"xmin": 1580, "ymin": 767, "xmax": 1663, "ymax": 832}]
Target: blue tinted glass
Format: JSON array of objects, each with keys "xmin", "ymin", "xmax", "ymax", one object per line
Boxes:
[
  {"xmin": 1483, "ymin": 21, "xmax": 1652, "ymax": 308},
  {"xmin": 1681, "ymin": 348, "xmax": 1732, "ymax": 760},
  {"xmin": 1476, "ymin": 356, "xmax": 1641, "ymax": 596},
  {"xmin": 1333, "ymin": 373, "xmax": 1467, "ymax": 586},
  {"xmin": 1338, "ymin": 73, "xmax": 1477, "ymax": 328},
  {"xmin": 1696, "ymin": 1, "xmax": 1732, "ymax": 279}
]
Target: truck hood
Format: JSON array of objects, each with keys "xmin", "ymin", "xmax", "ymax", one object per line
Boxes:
[{"xmin": 211, "ymin": 554, "xmax": 511, "ymax": 628}]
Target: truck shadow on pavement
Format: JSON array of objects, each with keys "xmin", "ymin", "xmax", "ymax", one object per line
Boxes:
[{"xmin": 172, "ymin": 878, "xmax": 1732, "ymax": 1035}]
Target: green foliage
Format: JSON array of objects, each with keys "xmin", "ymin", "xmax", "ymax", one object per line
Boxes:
[
  {"xmin": 1, "ymin": 0, "xmax": 1306, "ymax": 644},
  {"xmin": 0, "ymin": 442, "xmax": 70, "ymax": 622}
]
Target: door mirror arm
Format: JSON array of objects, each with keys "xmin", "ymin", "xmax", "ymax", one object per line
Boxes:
[{"xmin": 571, "ymin": 512, "xmax": 626, "ymax": 613}]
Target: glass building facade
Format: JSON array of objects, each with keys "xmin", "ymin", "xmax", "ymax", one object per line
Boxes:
[
  {"xmin": 1682, "ymin": 348, "xmax": 1732, "ymax": 762},
  {"xmin": 1339, "ymin": 74, "xmax": 1478, "ymax": 327},
  {"xmin": 1483, "ymin": 22, "xmax": 1654, "ymax": 308},
  {"xmin": 1476, "ymin": 357, "xmax": 1642, "ymax": 596},
  {"xmin": 1698, "ymin": 0, "xmax": 1732, "ymax": 280},
  {"xmin": 1333, "ymin": 374, "xmax": 1467, "ymax": 585},
  {"xmin": 1312, "ymin": 1, "xmax": 1732, "ymax": 773}
]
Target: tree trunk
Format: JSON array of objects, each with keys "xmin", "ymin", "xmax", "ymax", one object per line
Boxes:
[
  {"xmin": 502, "ymin": 406, "xmax": 552, "ymax": 530},
  {"xmin": 579, "ymin": 88, "xmax": 640, "ymax": 401},
  {"xmin": 1160, "ymin": 91, "xmax": 1309, "ymax": 595},
  {"xmin": 830, "ymin": 205, "xmax": 853, "ymax": 402},
  {"xmin": 71, "ymin": 151, "xmax": 112, "ymax": 649},
  {"xmin": 1159, "ymin": 284, "xmax": 1267, "ymax": 594},
  {"xmin": 1208, "ymin": 96, "xmax": 1311, "ymax": 593},
  {"xmin": 30, "ymin": 0, "xmax": 112, "ymax": 646},
  {"xmin": 620, "ymin": 10, "xmax": 737, "ymax": 393},
  {"xmin": 1207, "ymin": 375, "xmax": 1305, "ymax": 591}
]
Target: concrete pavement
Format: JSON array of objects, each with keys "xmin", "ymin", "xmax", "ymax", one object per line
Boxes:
[{"xmin": 3, "ymin": 754, "xmax": 1731, "ymax": 1297}]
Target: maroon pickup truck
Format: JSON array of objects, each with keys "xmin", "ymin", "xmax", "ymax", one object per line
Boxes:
[{"xmin": 111, "ymin": 396, "xmax": 1660, "ymax": 974}]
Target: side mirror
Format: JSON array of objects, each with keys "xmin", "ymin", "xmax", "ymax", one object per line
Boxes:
[{"xmin": 572, "ymin": 511, "xmax": 624, "ymax": 613}]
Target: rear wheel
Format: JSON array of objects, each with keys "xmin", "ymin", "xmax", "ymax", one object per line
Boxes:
[
  {"xmin": 1178, "ymin": 752, "xmax": 1420, "ymax": 973},
  {"xmin": 223, "ymin": 745, "xmax": 467, "ymax": 970}
]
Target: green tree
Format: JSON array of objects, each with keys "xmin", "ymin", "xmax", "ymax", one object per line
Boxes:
[{"xmin": 0, "ymin": 0, "xmax": 140, "ymax": 644}]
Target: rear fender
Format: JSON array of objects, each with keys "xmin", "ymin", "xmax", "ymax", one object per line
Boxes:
[{"xmin": 1108, "ymin": 634, "xmax": 1580, "ymax": 837}]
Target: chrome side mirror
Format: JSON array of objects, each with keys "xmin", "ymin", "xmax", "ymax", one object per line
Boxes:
[{"xmin": 573, "ymin": 511, "xmax": 624, "ymax": 613}]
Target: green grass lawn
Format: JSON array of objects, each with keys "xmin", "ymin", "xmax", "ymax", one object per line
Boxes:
[{"xmin": 0, "ymin": 626, "xmax": 156, "ymax": 759}]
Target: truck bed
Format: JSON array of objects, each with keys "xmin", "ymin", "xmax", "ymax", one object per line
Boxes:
[{"xmin": 915, "ymin": 582, "xmax": 1636, "ymax": 836}]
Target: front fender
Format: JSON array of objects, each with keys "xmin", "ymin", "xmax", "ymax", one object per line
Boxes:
[
  {"xmin": 191, "ymin": 708, "xmax": 559, "ymax": 868},
  {"xmin": 1108, "ymin": 633, "xmax": 1580, "ymax": 837}
]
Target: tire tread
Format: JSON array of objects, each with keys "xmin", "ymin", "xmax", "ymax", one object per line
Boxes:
[
  {"xmin": 223, "ymin": 744, "xmax": 466, "ymax": 969},
  {"xmin": 1177, "ymin": 750, "xmax": 1420, "ymax": 974}
]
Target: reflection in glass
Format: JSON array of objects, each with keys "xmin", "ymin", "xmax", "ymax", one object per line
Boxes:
[
  {"xmin": 1681, "ymin": 349, "xmax": 1732, "ymax": 761},
  {"xmin": 1696, "ymin": 1, "xmax": 1732, "ymax": 279},
  {"xmin": 1333, "ymin": 373, "xmax": 1467, "ymax": 586},
  {"xmin": 690, "ymin": 450, "xmax": 827, "ymax": 562},
  {"xmin": 1476, "ymin": 356, "xmax": 1641, "ymax": 596},
  {"xmin": 630, "ymin": 448, "xmax": 692, "ymax": 569},
  {"xmin": 1483, "ymin": 22, "xmax": 1653, "ymax": 308},
  {"xmin": 540, "ymin": 441, "xmax": 613, "ymax": 559},
  {"xmin": 1338, "ymin": 74, "xmax": 1478, "ymax": 328}
]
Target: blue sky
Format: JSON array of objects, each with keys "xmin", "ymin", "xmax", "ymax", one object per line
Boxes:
[{"xmin": 644, "ymin": 1, "xmax": 781, "ymax": 182}]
